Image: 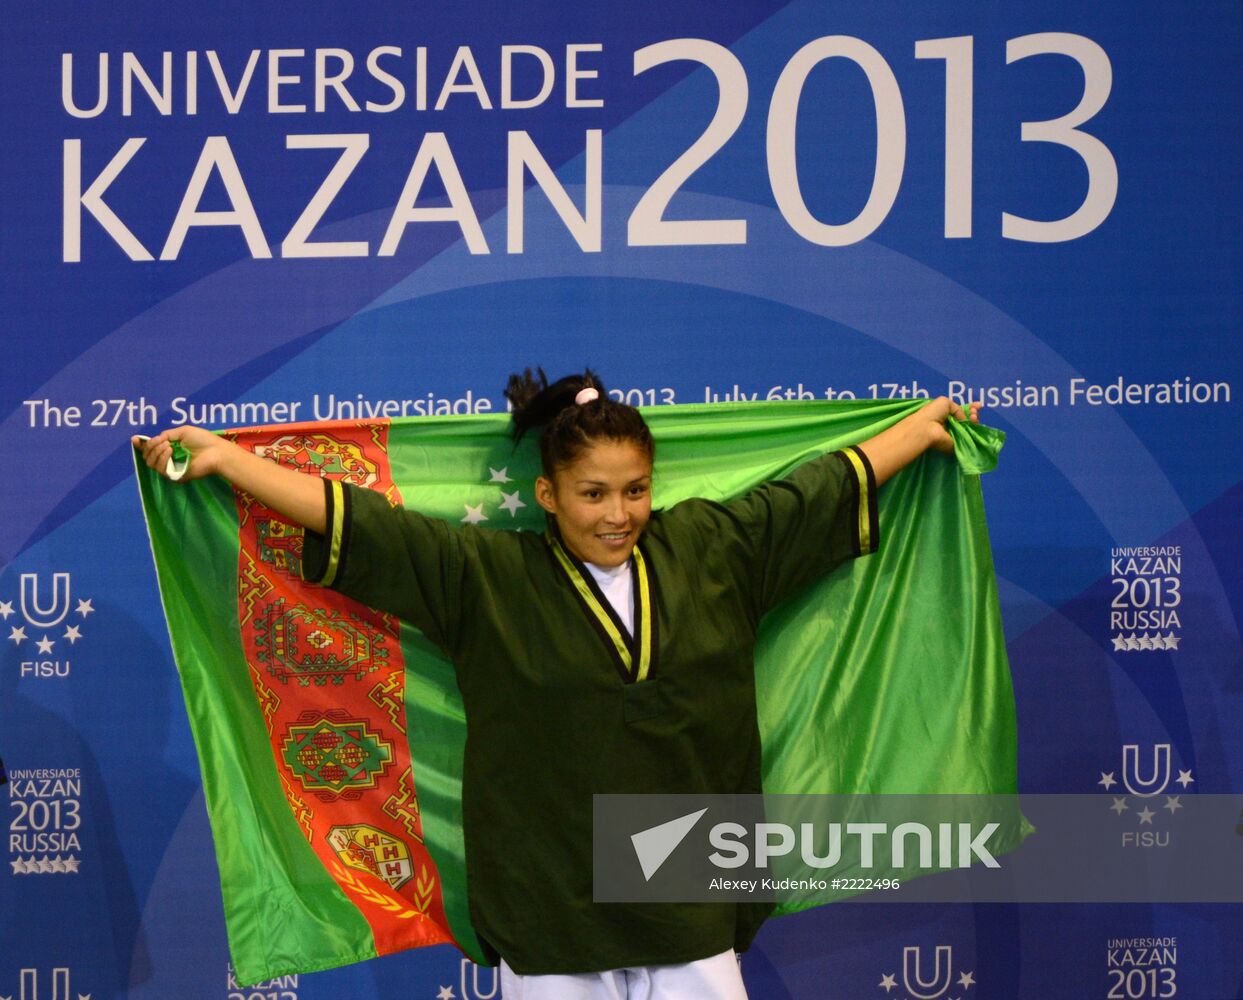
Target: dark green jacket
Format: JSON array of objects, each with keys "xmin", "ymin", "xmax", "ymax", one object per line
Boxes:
[{"xmin": 303, "ymin": 446, "xmax": 877, "ymax": 973}]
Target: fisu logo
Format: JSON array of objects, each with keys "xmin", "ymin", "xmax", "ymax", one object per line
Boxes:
[
  {"xmin": 1121, "ymin": 744, "xmax": 1171, "ymax": 797},
  {"xmin": 902, "ymin": 946, "xmax": 954, "ymax": 999},
  {"xmin": 1098, "ymin": 743, "xmax": 1194, "ymax": 798},
  {"xmin": 4, "ymin": 968, "xmax": 90, "ymax": 1000},
  {"xmin": 879, "ymin": 945, "xmax": 976, "ymax": 999},
  {"xmin": 19, "ymin": 574, "xmax": 71, "ymax": 629},
  {"xmin": 458, "ymin": 959, "xmax": 498, "ymax": 1000}
]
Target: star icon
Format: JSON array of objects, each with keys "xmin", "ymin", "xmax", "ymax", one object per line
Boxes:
[
  {"xmin": 0, "ymin": 599, "xmax": 13, "ymax": 619},
  {"xmin": 436, "ymin": 987, "xmax": 456, "ymax": 1000},
  {"xmin": 958, "ymin": 970, "xmax": 976, "ymax": 989},
  {"xmin": 1164, "ymin": 796, "xmax": 1182, "ymax": 814},
  {"xmin": 488, "ymin": 467, "xmax": 512, "ymax": 484},
  {"xmin": 1111, "ymin": 634, "xmax": 1128, "ymax": 651},
  {"xmin": 878, "ymin": 972, "xmax": 897, "ymax": 992},
  {"xmin": 1137, "ymin": 806, "xmax": 1156, "ymax": 825},
  {"xmin": 1110, "ymin": 797, "xmax": 1129, "ymax": 815},
  {"xmin": 36, "ymin": 635, "xmax": 55, "ymax": 654},
  {"xmin": 76, "ymin": 598, "xmax": 95, "ymax": 617},
  {"xmin": 1098, "ymin": 772, "xmax": 1117, "ymax": 790},
  {"xmin": 1162, "ymin": 632, "xmax": 1180, "ymax": 650},
  {"xmin": 64, "ymin": 624, "xmax": 83, "ymax": 644},
  {"xmin": 7, "ymin": 625, "xmax": 27, "ymax": 644},
  {"xmin": 461, "ymin": 503, "xmax": 488, "ymax": 525},
  {"xmin": 1138, "ymin": 633, "xmax": 1155, "ymax": 651},
  {"xmin": 1125, "ymin": 634, "xmax": 1141, "ymax": 651},
  {"xmin": 50, "ymin": 856, "xmax": 67, "ymax": 873},
  {"xmin": 63, "ymin": 855, "xmax": 81, "ymax": 873},
  {"xmin": 1175, "ymin": 769, "xmax": 1194, "ymax": 788},
  {"xmin": 498, "ymin": 490, "xmax": 527, "ymax": 517},
  {"xmin": 9, "ymin": 856, "xmax": 26, "ymax": 874}
]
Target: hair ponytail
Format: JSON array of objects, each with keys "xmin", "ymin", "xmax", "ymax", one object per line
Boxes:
[{"xmin": 505, "ymin": 367, "xmax": 654, "ymax": 475}]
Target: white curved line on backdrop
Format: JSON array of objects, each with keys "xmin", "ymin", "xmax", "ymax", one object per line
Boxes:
[{"xmin": 363, "ymin": 183, "xmax": 1189, "ymax": 545}]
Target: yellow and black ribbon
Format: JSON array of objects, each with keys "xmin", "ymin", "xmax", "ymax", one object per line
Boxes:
[
  {"xmin": 835, "ymin": 445, "xmax": 879, "ymax": 557},
  {"xmin": 546, "ymin": 531, "xmax": 657, "ymax": 684},
  {"xmin": 314, "ymin": 479, "xmax": 349, "ymax": 587}
]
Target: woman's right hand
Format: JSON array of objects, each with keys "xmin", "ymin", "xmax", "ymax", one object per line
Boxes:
[
  {"xmin": 132, "ymin": 426, "xmax": 232, "ymax": 482},
  {"xmin": 132, "ymin": 426, "xmax": 328, "ymax": 532}
]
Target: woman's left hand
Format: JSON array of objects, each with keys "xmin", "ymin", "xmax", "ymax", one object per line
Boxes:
[
  {"xmin": 925, "ymin": 397, "xmax": 982, "ymax": 454},
  {"xmin": 858, "ymin": 396, "xmax": 982, "ymax": 485}
]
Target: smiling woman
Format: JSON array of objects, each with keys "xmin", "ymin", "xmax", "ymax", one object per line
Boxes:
[
  {"xmin": 507, "ymin": 368, "xmax": 655, "ymax": 568},
  {"xmin": 134, "ymin": 367, "xmax": 978, "ymax": 1000},
  {"xmin": 534, "ymin": 437, "xmax": 653, "ymax": 566}
]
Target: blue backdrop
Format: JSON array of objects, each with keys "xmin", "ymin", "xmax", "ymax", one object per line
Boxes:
[{"xmin": 3, "ymin": 2, "xmax": 1241, "ymax": 998}]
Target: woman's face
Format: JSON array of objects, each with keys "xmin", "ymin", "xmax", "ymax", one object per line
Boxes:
[{"xmin": 535, "ymin": 438, "xmax": 653, "ymax": 567}]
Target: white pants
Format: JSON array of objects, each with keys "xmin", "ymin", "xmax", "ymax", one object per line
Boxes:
[{"xmin": 499, "ymin": 949, "xmax": 748, "ymax": 1000}]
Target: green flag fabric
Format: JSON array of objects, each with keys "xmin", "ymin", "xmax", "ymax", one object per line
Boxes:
[{"xmin": 134, "ymin": 398, "xmax": 1020, "ymax": 984}]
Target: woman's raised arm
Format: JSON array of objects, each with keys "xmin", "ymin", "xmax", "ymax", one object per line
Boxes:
[
  {"xmin": 133, "ymin": 427, "xmax": 327, "ymax": 534},
  {"xmin": 856, "ymin": 397, "xmax": 982, "ymax": 487}
]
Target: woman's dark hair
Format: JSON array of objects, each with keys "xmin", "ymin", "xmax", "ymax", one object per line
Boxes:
[{"xmin": 505, "ymin": 367, "xmax": 655, "ymax": 475}]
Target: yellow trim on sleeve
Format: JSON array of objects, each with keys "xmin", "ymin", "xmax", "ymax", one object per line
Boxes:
[
  {"xmin": 321, "ymin": 480, "xmax": 346, "ymax": 586},
  {"xmin": 841, "ymin": 448, "xmax": 872, "ymax": 554}
]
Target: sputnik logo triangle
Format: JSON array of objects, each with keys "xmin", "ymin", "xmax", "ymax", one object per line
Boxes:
[{"xmin": 630, "ymin": 808, "xmax": 708, "ymax": 881}]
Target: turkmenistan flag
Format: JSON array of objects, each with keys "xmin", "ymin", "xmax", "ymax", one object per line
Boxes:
[{"xmin": 134, "ymin": 398, "xmax": 1019, "ymax": 985}]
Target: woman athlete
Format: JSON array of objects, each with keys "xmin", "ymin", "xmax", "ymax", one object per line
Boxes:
[{"xmin": 135, "ymin": 369, "xmax": 980, "ymax": 1000}]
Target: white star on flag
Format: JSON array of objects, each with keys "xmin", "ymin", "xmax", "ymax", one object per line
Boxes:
[
  {"xmin": 1162, "ymin": 632, "xmax": 1180, "ymax": 650},
  {"xmin": 1111, "ymin": 634, "xmax": 1128, "ymax": 651},
  {"xmin": 9, "ymin": 856, "xmax": 26, "ymax": 874},
  {"xmin": 1175, "ymin": 769, "xmax": 1194, "ymax": 788},
  {"xmin": 7, "ymin": 625, "xmax": 26, "ymax": 644},
  {"xmin": 958, "ymin": 970, "xmax": 976, "ymax": 988},
  {"xmin": 461, "ymin": 503, "xmax": 488, "ymax": 525},
  {"xmin": 50, "ymin": 856, "xmax": 67, "ymax": 873},
  {"xmin": 489, "ymin": 467, "xmax": 512, "ymax": 483},
  {"xmin": 1110, "ymin": 797, "xmax": 1128, "ymax": 815},
  {"xmin": 436, "ymin": 987, "xmax": 457, "ymax": 1000},
  {"xmin": 76, "ymin": 598, "xmax": 95, "ymax": 617},
  {"xmin": 0, "ymin": 599, "xmax": 13, "ymax": 619},
  {"xmin": 1098, "ymin": 772, "xmax": 1117, "ymax": 790},
  {"xmin": 64, "ymin": 625, "xmax": 83, "ymax": 644},
  {"xmin": 36, "ymin": 635, "xmax": 55, "ymax": 654},
  {"xmin": 878, "ymin": 972, "xmax": 897, "ymax": 992},
  {"xmin": 1137, "ymin": 806, "xmax": 1156, "ymax": 825},
  {"xmin": 498, "ymin": 490, "xmax": 527, "ymax": 517},
  {"xmin": 1125, "ymin": 634, "xmax": 1141, "ymax": 650},
  {"xmin": 1163, "ymin": 796, "xmax": 1182, "ymax": 814},
  {"xmin": 64, "ymin": 855, "xmax": 81, "ymax": 873},
  {"xmin": 1138, "ymin": 633, "xmax": 1155, "ymax": 651}
]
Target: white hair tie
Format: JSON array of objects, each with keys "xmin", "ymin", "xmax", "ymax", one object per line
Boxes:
[{"xmin": 575, "ymin": 387, "xmax": 600, "ymax": 405}]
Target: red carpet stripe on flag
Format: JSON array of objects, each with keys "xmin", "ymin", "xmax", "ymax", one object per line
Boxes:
[{"xmin": 228, "ymin": 419, "xmax": 455, "ymax": 957}]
